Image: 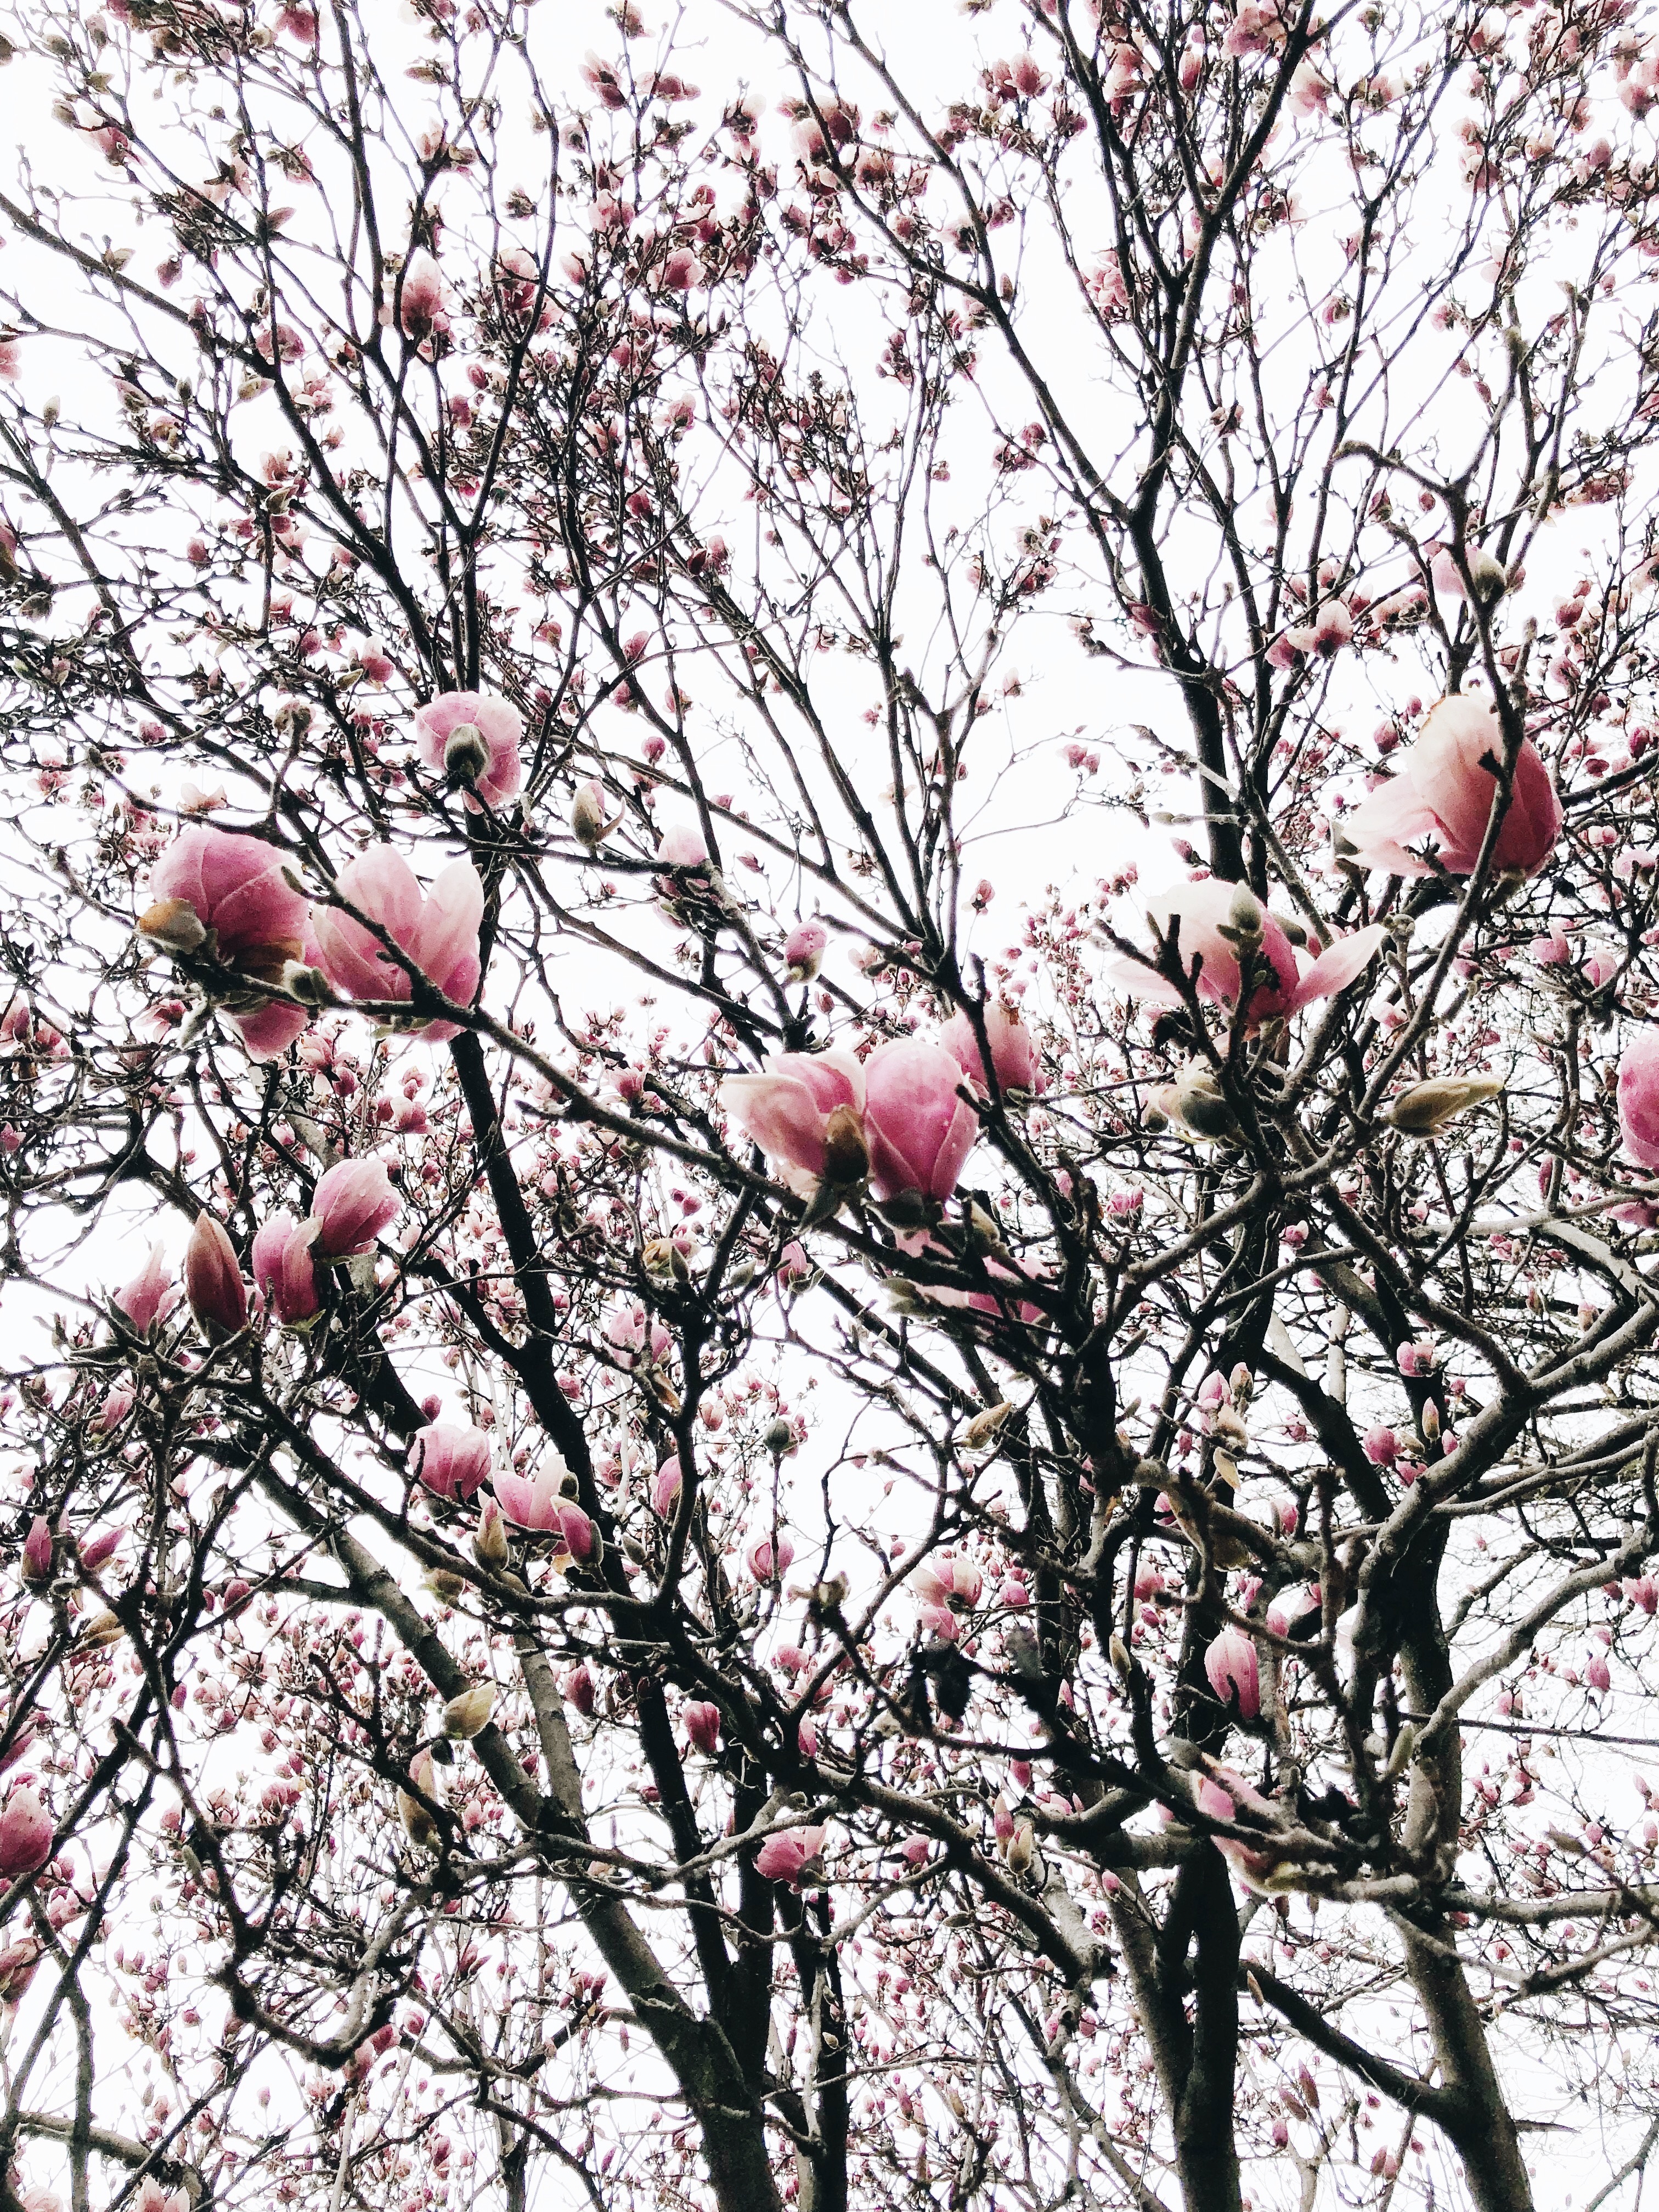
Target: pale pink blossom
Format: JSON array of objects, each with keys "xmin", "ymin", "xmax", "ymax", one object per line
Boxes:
[
  {"xmin": 1194, "ymin": 1768, "xmax": 1280, "ymax": 1887},
  {"xmin": 942, "ymin": 1001, "xmax": 1043, "ymax": 1094},
  {"xmin": 1363, "ymin": 1425, "xmax": 1398, "ymax": 1465},
  {"xmin": 1620, "ymin": 1031, "xmax": 1659, "ymax": 1170},
  {"xmin": 414, "ymin": 691, "xmax": 524, "ymax": 812},
  {"xmin": 1203, "ymin": 1626, "xmax": 1260, "ymax": 1720},
  {"xmin": 1111, "ymin": 879, "xmax": 1386, "ymax": 1026},
  {"xmin": 911, "ymin": 1551, "xmax": 984, "ymax": 1615},
  {"xmin": 1339, "ymin": 695, "xmax": 1561, "ymax": 879},
  {"xmin": 311, "ymin": 850, "xmax": 483, "ymax": 1040},
  {"xmin": 754, "ymin": 1823, "xmax": 825, "ymax": 1883},
  {"xmin": 411, "ymin": 1423, "xmax": 492, "ymax": 1503},
  {"xmin": 311, "ymin": 1156, "xmax": 400, "ymax": 1257},
  {"xmin": 862, "ymin": 1039, "xmax": 979, "ymax": 1204},
  {"xmin": 184, "ymin": 1212, "xmax": 247, "ymax": 1339},
  {"xmin": 113, "ymin": 1242, "xmax": 178, "ymax": 1333},
  {"xmin": 251, "ymin": 1210, "xmax": 320, "ymax": 1326},
  {"xmin": 656, "ymin": 821, "xmax": 709, "ymax": 870}
]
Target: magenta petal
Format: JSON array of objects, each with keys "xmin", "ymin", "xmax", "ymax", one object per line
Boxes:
[{"xmin": 233, "ymin": 998, "xmax": 311, "ymax": 1060}]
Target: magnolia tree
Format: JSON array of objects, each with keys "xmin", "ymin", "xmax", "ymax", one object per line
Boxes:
[{"xmin": 4, "ymin": 0, "xmax": 1659, "ymax": 2207}]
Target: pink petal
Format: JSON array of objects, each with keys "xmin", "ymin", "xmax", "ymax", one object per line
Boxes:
[{"xmin": 1287, "ymin": 923, "xmax": 1387, "ymax": 1011}]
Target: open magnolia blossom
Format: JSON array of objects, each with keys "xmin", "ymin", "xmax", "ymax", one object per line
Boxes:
[
  {"xmin": 1110, "ymin": 877, "xmax": 1387, "ymax": 1025},
  {"xmin": 142, "ymin": 826, "xmax": 312, "ymax": 1058},
  {"xmin": 723, "ymin": 1037, "xmax": 979, "ymax": 1207},
  {"xmin": 413, "ymin": 690, "xmax": 524, "ymax": 811},
  {"xmin": 1339, "ymin": 692, "xmax": 1562, "ymax": 877},
  {"xmin": 309, "ymin": 851, "xmax": 483, "ymax": 1040}
]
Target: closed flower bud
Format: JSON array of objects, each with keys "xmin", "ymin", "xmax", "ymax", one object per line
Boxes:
[
  {"xmin": 443, "ymin": 1683, "xmax": 496, "ymax": 1739},
  {"xmin": 1388, "ymin": 1076, "xmax": 1503, "ymax": 1136},
  {"xmin": 136, "ymin": 896, "xmax": 208, "ymax": 955},
  {"xmin": 442, "ymin": 722, "xmax": 490, "ymax": 784},
  {"xmin": 684, "ymin": 1700, "xmax": 721, "ymax": 1755},
  {"xmin": 570, "ymin": 779, "xmax": 610, "ymax": 848},
  {"xmin": 397, "ymin": 1748, "xmax": 441, "ymax": 1850},
  {"xmin": 1005, "ymin": 1819, "xmax": 1035, "ymax": 1876},
  {"xmin": 75, "ymin": 1607, "xmax": 125, "ymax": 1654},
  {"xmin": 184, "ymin": 1212, "xmax": 248, "ymax": 1340},
  {"xmin": 473, "ymin": 1496, "xmax": 510, "ymax": 1570},
  {"xmin": 0, "ymin": 1786, "xmax": 53, "ymax": 1880},
  {"xmin": 1224, "ymin": 881, "xmax": 1264, "ymax": 943},
  {"xmin": 20, "ymin": 1517, "xmax": 52, "ymax": 1590}
]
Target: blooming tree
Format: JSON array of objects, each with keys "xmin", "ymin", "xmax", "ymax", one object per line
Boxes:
[{"xmin": 3, "ymin": 0, "xmax": 1659, "ymax": 2208}]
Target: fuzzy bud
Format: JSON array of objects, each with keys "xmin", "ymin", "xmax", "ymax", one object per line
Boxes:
[
  {"xmin": 443, "ymin": 1683, "xmax": 497, "ymax": 1739},
  {"xmin": 442, "ymin": 722, "xmax": 490, "ymax": 783},
  {"xmin": 473, "ymin": 1496, "xmax": 510, "ymax": 1571},
  {"xmin": 137, "ymin": 897, "xmax": 208, "ymax": 956},
  {"xmin": 1388, "ymin": 1076, "xmax": 1503, "ymax": 1136}
]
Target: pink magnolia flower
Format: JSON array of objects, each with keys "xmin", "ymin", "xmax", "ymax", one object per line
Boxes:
[
  {"xmin": 251, "ymin": 1210, "xmax": 321, "ymax": 1327},
  {"xmin": 414, "ymin": 691, "xmax": 523, "ymax": 812},
  {"xmin": 311, "ymin": 1156, "xmax": 400, "ymax": 1257},
  {"xmin": 410, "ymin": 1423, "xmax": 492, "ymax": 1503},
  {"xmin": 398, "ymin": 247, "xmax": 447, "ymax": 336},
  {"xmin": 652, "ymin": 1456, "xmax": 683, "ymax": 1516},
  {"xmin": 604, "ymin": 1302, "xmax": 673, "ymax": 1368},
  {"xmin": 556, "ymin": 1502, "xmax": 600, "ymax": 1566},
  {"xmin": 862, "ymin": 1039, "xmax": 980, "ymax": 1204},
  {"xmin": 1110, "ymin": 879, "xmax": 1386, "ymax": 1026},
  {"xmin": 748, "ymin": 1531, "xmax": 795, "ymax": 1581},
  {"xmin": 311, "ymin": 850, "xmax": 483, "ymax": 1040},
  {"xmin": 722, "ymin": 1049, "xmax": 867, "ymax": 1197},
  {"xmin": 912, "ymin": 1551, "xmax": 984, "ymax": 1614},
  {"xmin": 143, "ymin": 826, "xmax": 311, "ymax": 1059},
  {"xmin": 1363, "ymin": 1425, "xmax": 1398, "ymax": 1465},
  {"xmin": 493, "ymin": 1459, "xmax": 572, "ymax": 1533},
  {"xmin": 942, "ymin": 1001, "xmax": 1044, "ymax": 1094},
  {"xmin": 1340, "ymin": 694, "xmax": 1561, "ymax": 878},
  {"xmin": 684, "ymin": 1701, "xmax": 721, "ymax": 1754},
  {"xmin": 0, "ymin": 1786, "xmax": 53, "ymax": 1880},
  {"xmin": 656, "ymin": 821, "xmax": 709, "ymax": 870},
  {"xmin": 1619, "ymin": 1031, "xmax": 1659, "ymax": 1170},
  {"xmin": 754, "ymin": 1823, "xmax": 826, "ymax": 1884},
  {"xmin": 20, "ymin": 1518, "xmax": 52, "ymax": 1589},
  {"xmin": 113, "ymin": 1242, "xmax": 178, "ymax": 1333},
  {"xmin": 785, "ymin": 919, "xmax": 827, "ymax": 981},
  {"xmin": 1203, "ymin": 1626, "xmax": 1261, "ymax": 1721},
  {"xmin": 184, "ymin": 1212, "xmax": 247, "ymax": 1339}
]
